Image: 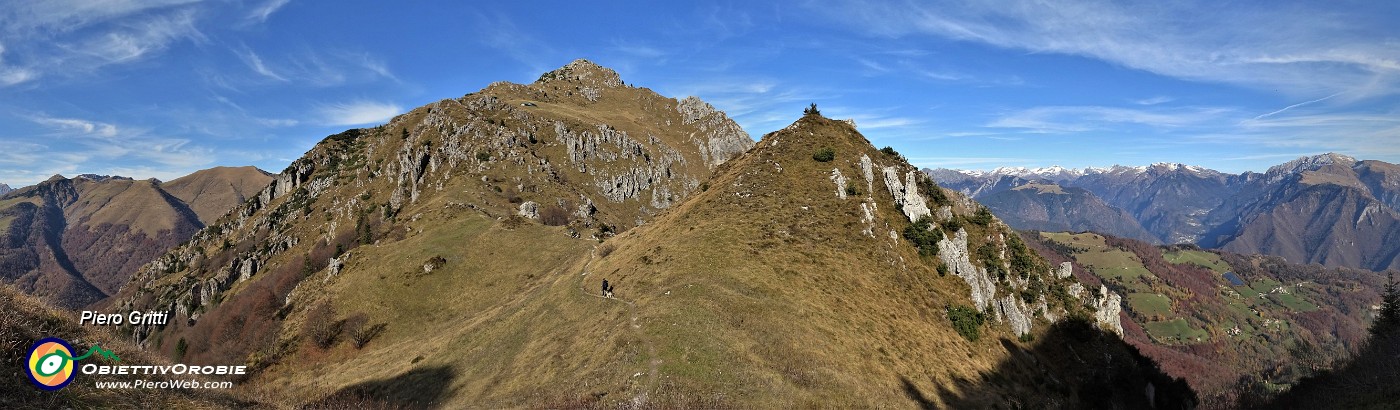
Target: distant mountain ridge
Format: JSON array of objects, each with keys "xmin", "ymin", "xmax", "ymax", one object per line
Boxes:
[
  {"xmin": 0, "ymin": 167, "xmax": 272, "ymax": 308},
  {"xmin": 931, "ymin": 153, "xmax": 1400, "ymax": 271}
]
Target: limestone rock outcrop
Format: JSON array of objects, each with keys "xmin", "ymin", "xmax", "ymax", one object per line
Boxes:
[{"xmin": 1094, "ymin": 285, "xmax": 1125, "ymax": 336}]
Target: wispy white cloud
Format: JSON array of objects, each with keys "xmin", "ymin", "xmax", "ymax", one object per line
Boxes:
[
  {"xmin": 0, "ymin": 0, "xmax": 202, "ymax": 36},
  {"xmin": 1133, "ymin": 96, "xmax": 1174, "ymax": 105},
  {"xmin": 228, "ymin": 46, "xmax": 395, "ymax": 87},
  {"xmin": 6, "ymin": 114, "xmax": 217, "ymax": 185},
  {"xmin": 610, "ymin": 40, "xmax": 667, "ymax": 59},
  {"xmin": 235, "ymin": 45, "xmax": 286, "ymax": 81},
  {"xmin": 908, "ymin": 156, "xmax": 1032, "ymax": 169},
  {"xmin": 246, "ymin": 0, "xmax": 291, "ymax": 23},
  {"xmin": 919, "ymin": 69, "xmax": 968, "ymax": 82},
  {"xmin": 29, "ymin": 115, "xmax": 120, "ymax": 137},
  {"xmin": 317, "ymin": 100, "xmax": 402, "ymax": 126},
  {"xmin": 62, "ymin": 9, "xmax": 205, "ymax": 65},
  {"xmin": 819, "ymin": 106, "xmax": 924, "ymax": 131},
  {"xmin": 470, "ymin": 12, "xmax": 556, "ymax": 72},
  {"xmin": 665, "ymin": 79, "xmax": 832, "ymax": 134},
  {"xmin": 823, "ymin": 0, "xmax": 1400, "ymax": 98},
  {"xmin": 1219, "ymin": 152, "xmax": 1318, "ymax": 162},
  {"xmin": 876, "ymin": 58, "xmax": 1025, "ymax": 87},
  {"xmin": 855, "ymin": 58, "xmax": 891, "ymax": 74},
  {"xmin": 0, "ymin": 66, "xmax": 34, "ymax": 85},
  {"xmin": 988, "ymin": 105, "xmax": 1234, "ymax": 132},
  {"xmin": 0, "ymin": 4, "xmax": 206, "ymax": 85},
  {"xmin": 204, "ymin": 94, "xmax": 299, "ymax": 129},
  {"xmin": 0, "ymin": 43, "xmax": 35, "ymax": 85},
  {"xmin": 342, "ymin": 51, "xmax": 396, "ymax": 82},
  {"xmin": 1252, "ymin": 92, "xmax": 1341, "ymax": 120}
]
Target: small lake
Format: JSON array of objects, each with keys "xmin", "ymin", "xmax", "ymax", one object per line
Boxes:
[{"xmin": 1223, "ymin": 271, "xmax": 1246, "ymax": 286}]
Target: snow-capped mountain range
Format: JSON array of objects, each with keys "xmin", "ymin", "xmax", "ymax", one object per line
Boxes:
[
  {"xmin": 928, "ymin": 153, "xmax": 1400, "ymax": 272},
  {"xmin": 953, "ymin": 162, "xmax": 1219, "ymax": 180}
]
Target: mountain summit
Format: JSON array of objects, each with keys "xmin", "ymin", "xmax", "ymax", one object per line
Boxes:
[{"xmin": 535, "ymin": 58, "xmax": 624, "ymax": 87}]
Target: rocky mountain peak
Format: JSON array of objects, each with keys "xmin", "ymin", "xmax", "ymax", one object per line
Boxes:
[
  {"xmin": 1266, "ymin": 152, "xmax": 1358, "ymax": 178},
  {"xmin": 0, "ymin": 183, "xmax": 11, "ymax": 195},
  {"xmin": 75, "ymin": 174, "xmax": 135, "ymax": 182},
  {"xmin": 113, "ymin": 60, "xmax": 757, "ymax": 334},
  {"xmin": 534, "ymin": 58, "xmax": 623, "ymax": 87}
]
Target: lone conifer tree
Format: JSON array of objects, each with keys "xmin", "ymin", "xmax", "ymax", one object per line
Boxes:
[
  {"xmin": 803, "ymin": 103, "xmax": 820, "ymax": 116},
  {"xmin": 1373, "ymin": 273, "xmax": 1400, "ymax": 337}
]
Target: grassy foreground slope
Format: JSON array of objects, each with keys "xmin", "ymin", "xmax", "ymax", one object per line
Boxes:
[{"xmin": 0, "ymin": 284, "xmax": 250, "ymax": 408}]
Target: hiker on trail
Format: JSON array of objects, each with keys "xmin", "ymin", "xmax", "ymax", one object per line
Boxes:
[{"xmin": 602, "ymin": 279, "xmax": 611, "ymax": 298}]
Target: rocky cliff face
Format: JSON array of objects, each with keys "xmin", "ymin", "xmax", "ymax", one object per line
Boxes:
[{"xmin": 0, "ymin": 183, "xmax": 11, "ymax": 196}]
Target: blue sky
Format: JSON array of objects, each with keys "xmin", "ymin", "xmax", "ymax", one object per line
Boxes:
[{"xmin": 1, "ymin": 1, "xmax": 1398, "ymax": 186}]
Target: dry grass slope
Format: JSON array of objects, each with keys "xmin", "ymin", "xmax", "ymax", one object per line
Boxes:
[
  {"xmin": 163, "ymin": 166, "xmax": 274, "ymax": 224},
  {"xmin": 0, "ymin": 284, "xmax": 252, "ymax": 409}
]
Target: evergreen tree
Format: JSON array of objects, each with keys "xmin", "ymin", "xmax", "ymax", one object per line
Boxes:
[{"xmin": 1373, "ymin": 273, "xmax": 1400, "ymax": 337}]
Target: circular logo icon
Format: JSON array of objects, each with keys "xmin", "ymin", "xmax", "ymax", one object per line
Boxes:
[{"xmin": 26, "ymin": 338, "xmax": 76, "ymax": 391}]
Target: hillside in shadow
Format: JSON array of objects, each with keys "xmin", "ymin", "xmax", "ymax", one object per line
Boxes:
[{"xmin": 918, "ymin": 319, "xmax": 1197, "ymax": 409}]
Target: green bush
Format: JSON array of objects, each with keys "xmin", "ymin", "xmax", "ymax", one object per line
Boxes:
[
  {"xmin": 916, "ymin": 175, "xmax": 952, "ymax": 207},
  {"xmin": 937, "ymin": 262, "xmax": 949, "ymax": 277},
  {"xmin": 943, "ymin": 216, "xmax": 963, "ymax": 233},
  {"xmin": 174, "ymin": 337, "xmax": 188, "ymax": 361},
  {"xmin": 880, "ymin": 146, "xmax": 899, "ymax": 156},
  {"xmin": 845, "ymin": 182, "xmax": 860, "ymax": 196},
  {"xmin": 947, "ymin": 305, "xmax": 986, "ymax": 342},
  {"xmin": 977, "ymin": 242, "xmax": 1007, "ymax": 281},
  {"xmin": 813, "ymin": 147, "xmax": 835, "ymax": 162},
  {"xmin": 1007, "ymin": 234, "xmax": 1042, "ymax": 279},
  {"xmin": 477, "ymin": 151, "xmax": 492, "ymax": 162},
  {"xmin": 970, "ymin": 207, "xmax": 994, "ymax": 226},
  {"xmin": 903, "ymin": 216, "xmax": 944, "ymax": 257}
]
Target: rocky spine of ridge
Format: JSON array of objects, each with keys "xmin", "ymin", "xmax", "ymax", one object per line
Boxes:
[
  {"xmin": 112, "ymin": 59, "xmax": 754, "ymax": 345},
  {"xmin": 619, "ymin": 111, "xmax": 1124, "ymax": 338},
  {"xmin": 561, "ymin": 112, "xmax": 1151, "ymax": 406}
]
